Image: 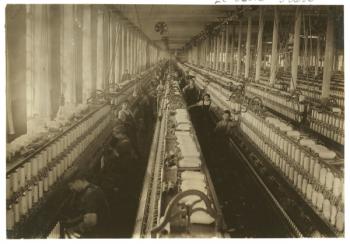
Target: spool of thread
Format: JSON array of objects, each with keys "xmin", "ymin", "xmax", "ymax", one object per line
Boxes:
[
  {"xmin": 38, "ymin": 154, "xmax": 43, "ymax": 172},
  {"xmin": 38, "ymin": 180, "xmax": 44, "ymax": 199},
  {"xmin": 295, "ymin": 148, "xmax": 300, "ymax": 163},
  {"xmin": 289, "ymin": 166, "xmax": 294, "ymax": 181},
  {"xmin": 330, "ymin": 205, "xmax": 337, "ymax": 226},
  {"xmin": 43, "ymin": 175, "xmax": 49, "ymax": 192},
  {"xmin": 317, "ymin": 192, "xmax": 324, "ymax": 211},
  {"xmin": 281, "ymin": 159, "xmax": 286, "ymax": 172},
  {"xmin": 42, "ymin": 150, "xmax": 48, "ymax": 167},
  {"xmin": 68, "ymin": 153, "xmax": 72, "ymax": 167},
  {"xmin": 48, "ymin": 170, "xmax": 53, "ymax": 187},
  {"xmin": 33, "ymin": 184, "xmax": 39, "ymax": 203},
  {"xmin": 68, "ymin": 150, "xmax": 73, "ymax": 165},
  {"xmin": 53, "ymin": 143, "xmax": 57, "ymax": 159},
  {"xmin": 19, "ymin": 166, "xmax": 26, "ymax": 188},
  {"xmin": 50, "ymin": 144, "xmax": 55, "ymax": 160},
  {"xmin": 67, "ymin": 132, "xmax": 71, "ymax": 146},
  {"xmin": 32, "ymin": 157, "xmax": 38, "ymax": 177},
  {"xmin": 319, "ymin": 167, "xmax": 327, "ymax": 186},
  {"xmin": 309, "ymin": 157, "xmax": 315, "ymax": 175},
  {"xmin": 302, "ymin": 178, "xmax": 308, "ymax": 195},
  {"xmin": 297, "ymin": 174, "xmax": 303, "ymax": 190},
  {"xmin": 332, "ymin": 177, "xmax": 342, "ymax": 197},
  {"xmin": 63, "ymin": 157, "xmax": 68, "ymax": 171},
  {"xmin": 279, "ymin": 137, "xmax": 284, "ymax": 151},
  {"xmin": 58, "ymin": 160, "xmax": 63, "ymax": 177},
  {"xmin": 6, "ymin": 176, "xmax": 11, "ymax": 200},
  {"xmin": 12, "ymin": 170, "xmax": 19, "ymax": 193},
  {"xmin": 313, "ymin": 162, "xmax": 321, "ymax": 181},
  {"xmin": 71, "ymin": 131, "xmax": 74, "ymax": 144},
  {"xmin": 323, "ymin": 199, "xmax": 331, "ymax": 221},
  {"xmin": 63, "ymin": 135, "xmax": 67, "ymax": 149},
  {"xmin": 303, "ymin": 155, "xmax": 310, "ymax": 172},
  {"xmin": 20, "ymin": 193, "xmax": 28, "ymax": 216},
  {"xmin": 14, "ymin": 201, "xmax": 20, "ymax": 223},
  {"xmin": 300, "ymin": 151, "xmax": 305, "ymax": 167},
  {"xmin": 74, "ymin": 147, "xmax": 79, "ymax": 160},
  {"xmin": 306, "ymin": 184, "xmax": 313, "ymax": 200},
  {"xmin": 7, "ymin": 206, "xmax": 15, "ymax": 230},
  {"xmin": 53, "ymin": 165, "xmax": 58, "ymax": 183},
  {"xmin": 325, "ymin": 171, "xmax": 334, "ymax": 191},
  {"xmin": 287, "ymin": 142, "xmax": 292, "ymax": 157},
  {"xmin": 283, "ymin": 139, "xmax": 289, "ymax": 154},
  {"xmin": 47, "ymin": 145, "xmax": 52, "ymax": 162},
  {"xmin": 291, "ymin": 144, "xmax": 296, "ymax": 160},
  {"xmin": 25, "ymin": 161, "xmax": 32, "ymax": 180},
  {"xmin": 58, "ymin": 139, "xmax": 63, "ymax": 155},
  {"xmin": 285, "ymin": 163, "xmax": 290, "ymax": 176},
  {"xmin": 27, "ymin": 188, "xmax": 33, "ymax": 210}
]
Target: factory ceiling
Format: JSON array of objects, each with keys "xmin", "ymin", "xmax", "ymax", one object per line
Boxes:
[{"xmin": 114, "ymin": 5, "xmax": 343, "ymax": 52}]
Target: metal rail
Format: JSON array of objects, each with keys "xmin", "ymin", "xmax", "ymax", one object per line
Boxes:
[{"xmin": 228, "ymin": 138, "xmax": 303, "ymax": 237}]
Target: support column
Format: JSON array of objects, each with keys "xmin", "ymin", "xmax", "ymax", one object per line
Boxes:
[
  {"xmin": 96, "ymin": 8, "xmax": 104, "ymax": 90},
  {"xmin": 215, "ymin": 35, "xmax": 220, "ymax": 71},
  {"xmin": 230, "ymin": 23, "xmax": 235, "ymax": 75},
  {"xmin": 6, "ymin": 5, "xmax": 27, "ymax": 139},
  {"xmin": 284, "ymin": 51, "xmax": 290, "ymax": 73},
  {"xmin": 321, "ymin": 9, "xmax": 335, "ymax": 99},
  {"xmin": 244, "ymin": 16, "xmax": 252, "ymax": 79},
  {"xmin": 270, "ymin": 7, "xmax": 279, "ymax": 84},
  {"xmin": 213, "ymin": 35, "xmax": 217, "ymax": 70},
  {"xmin": 212, "ymin": 36, "xmax": 216, "ymax": 69},
  {"xmin": 121, "ymin": 24, "xmax": 126, "ymax": 77},
  {"xmin": 102, "ymin": 9, "xmax": 110, "ymax": 90},
  {"xmin": 114, "ymin": 22, "xmax": 122, "ymax": 83},
  {"xmin": 127, "ymin": 26, "xmax": 131, "ymax": 73},
  {"xmin": 48, "ymin": 5, "xmax": 62, "ymax": 119},
  {"xmin": 204, "ymin": 40, "xmax": 207, "ymax": 67},
  {"xmin": 31, "ymin": 5, "xmax": 51, "ymax": 117},
  {"xmin": 125, "ymin": 27, "xmax": 129, "ymax": 73},
  {"xmin": 224, "ymin": 23, "xmax": 229, "ymax": 72},
  {"xmin": 82, "ymin": 5, "xmax": 92, "ymax": 103},
  {"xmin": 26, "ymin": 5, "xmax": 34, "ymax": 119},
  {"xmin": 136, "ymin": 32, "xmax": 140, "ymax": 73},
  {"xmin": 236, "ymin": 21, "xmax": 242, "ymax": 76},
  {"xmin": 131, "ymin": 30, "xmax": 134, "ymax": 74},
  {"xmin": 290, "ymin": 6, "xmax": 302, "ymax": 91},
  {"xmin": 255, "ymin": 7, "xmax": 264, "ymax": 82},
  {"xmin": 220, "ymin": 27, "xmax": 225, "ymax": 71},
  {"xmin": 302, "ymin": 14, "xmax": 308, "ymax": 74},
  {"xmin": 107, "ymin": 13, "xmax": 114, "ymax": 85}
]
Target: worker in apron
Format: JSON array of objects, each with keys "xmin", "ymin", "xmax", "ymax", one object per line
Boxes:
[
  {"xmin": 118, "ymin": 101, "xmax": 138, "ymax": 153},
  {"xmin": 188, "ymin": 93, "xmax": 214, "ymax": 159},
  {"xmin": 214, "ymin": 110, "xmax": 236, "ymax": 167},
  {"xmin": 183, "ymin": 78, "xmax": 200, "ymax": 106},
  {"xmin": 62, "ymin": 173, "xmax": 111, "ymax": 238}
]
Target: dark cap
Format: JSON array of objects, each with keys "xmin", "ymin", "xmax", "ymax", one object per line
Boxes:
[{"xmin": 223, "ymin": 110, "xmax": 231, "ymax": 116}]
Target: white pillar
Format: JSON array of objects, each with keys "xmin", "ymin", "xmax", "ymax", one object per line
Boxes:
[
  {"xmin": 270, "ymin": 7, "xmax": 279, "ymax": 84},
  {"xmin": 290, "ymin": 6, "xmax": 302, "ymax": 91},
  {"xmin": 321, "ymin": 9, "xmax": 335, "ymax": 99},
  {"xmin": 244, "ymin": 16, "xmax": 252, "ymax": 79},
  {"xmin": 255, "ymin": 7, "xmax": 264, "ymax": 82}
]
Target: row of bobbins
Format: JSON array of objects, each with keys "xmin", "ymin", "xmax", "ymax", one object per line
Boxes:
[
  {"xmin": 240, "ymin": 111, "xmax": 344, "ymax": 233},
  {"xmin": 6, "ymin": 106, "xmax": 111, "ymax": 233},
  {"xmin": 245, "ymin": 86, "xmax": 304, "ymax": 122},
  {"xmin": 310, "ymin": 109, "xmax": 344, "ymax": 145}
]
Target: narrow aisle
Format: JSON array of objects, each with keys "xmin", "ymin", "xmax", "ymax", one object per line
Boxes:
[{"xmin": 189, "ymin": 111, "xmax": 292, "ymax": 237}]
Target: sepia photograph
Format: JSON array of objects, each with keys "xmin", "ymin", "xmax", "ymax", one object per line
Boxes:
[{"xmin": 4, "ymin": 1, "xmax": 345, "ymax": 239}]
